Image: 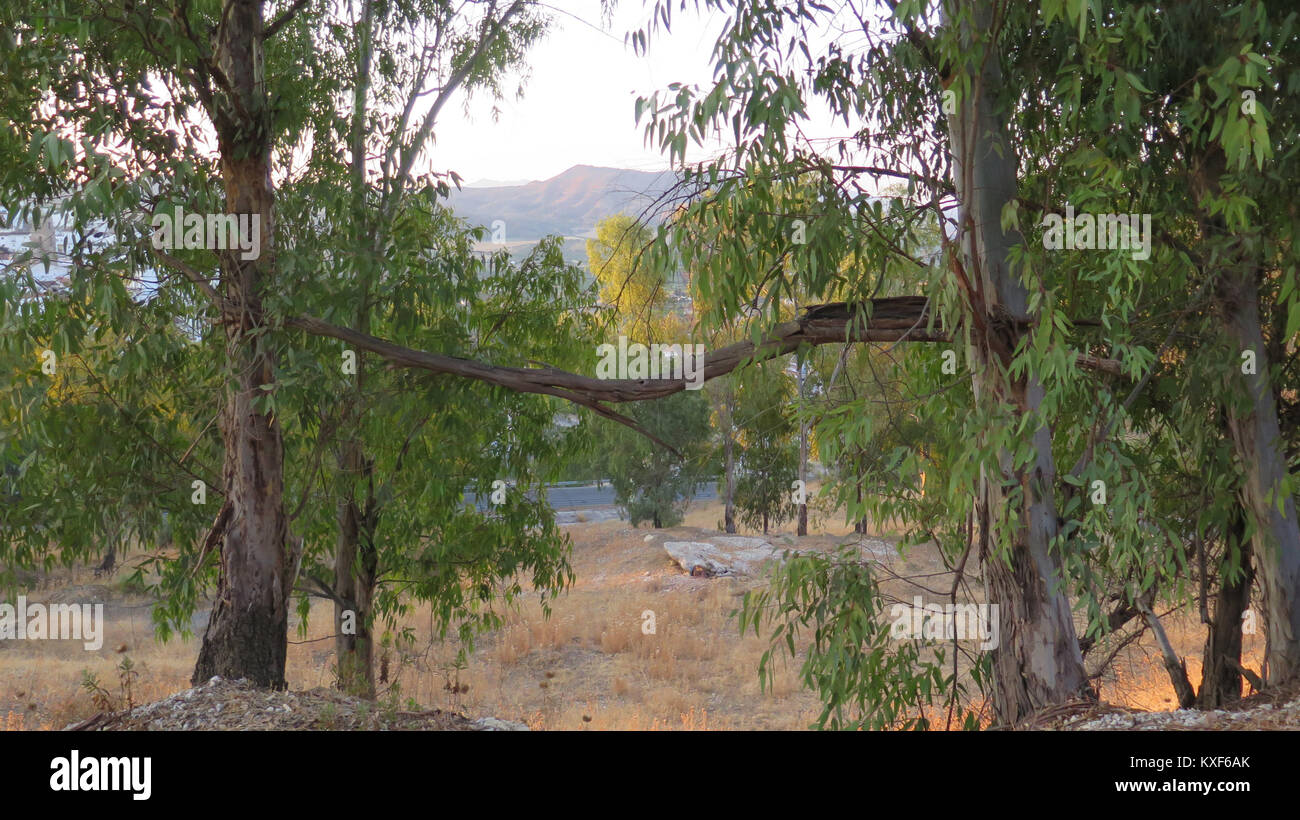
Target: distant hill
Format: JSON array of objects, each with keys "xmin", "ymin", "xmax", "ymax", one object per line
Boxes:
[
  {"xmin": 1, "ymin": 165, "xmax": 682, "ymax": 284},
  {"xmin": 446, "ymin": 164, "xmax": 678, "ymax": 241}
]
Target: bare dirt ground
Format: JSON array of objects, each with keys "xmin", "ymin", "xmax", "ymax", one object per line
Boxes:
[{"xmin": 0, "ymin": 495, "xmax": 1289, "ymax": 730}]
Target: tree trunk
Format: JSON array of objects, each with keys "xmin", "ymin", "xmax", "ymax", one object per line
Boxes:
[
  {"xmin": 797, "ymin": 356, "xmax": 808, "ymax": 536},
  {"xmin": 93, "ymin": 547, "xmax": 116, "ymax": 578},
  {"xmin": 1199, "ymin": 508, "xmax": 1253, "ymax": 708},
  {"xmin": 1141, "ymin": 596, "xmax": 1197, "ymax": 709},
  {"xmin": 192, "ymin": 0, "xmax": 290, "ymax": 689},
  {"xmin": 853, "ymin": 459, "xmax": 867, "ymax": 534},
  {"xmin": 724, "ymin": 401, "xmax": 737, "ymax": 534},
  {"xmin": 1220, "ymin": 275, "xmax": 1300, "ymax": 683},
  {"xmin": 192, "ymin": 308, "xmax": 289, "ymax": 689},
  {"xmin": 1188, "ymin": 141, "xmax": 1300, "ymax": 686},
  {"xmin": 946, "ymin": 0, "xmax": 1089, "ymax": 724},
  {"xmin": 332, "ymin": 0, "xmax": 381, "ymax": 700},
  {"xmin": 93, "ymin": 522, "xmax": 119, "ymax": 578},
  {"xmin": 334, "ymin": 472, "xmax": 378, "ymax": 699}
]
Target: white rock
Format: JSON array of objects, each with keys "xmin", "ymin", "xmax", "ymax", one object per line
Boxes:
[
  {"xmin": 860, "ymin": 539, "xmax": 894, "ymax": 556},
  {"xmin": 662, "ymin": 539, "xmax": 785, "ymax": 577},
  {"xmin": 474, "ymin": 717, "xmax": 530, "ymax": 731},
  {"xmin": 711, "ymin": 535, "xmax": 771, "ymax": 550}
]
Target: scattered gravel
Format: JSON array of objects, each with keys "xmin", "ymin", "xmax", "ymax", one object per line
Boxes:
[
  {"xmin": 64, "ymin": 677, "xmax": 529, "ymax": 731},
  {"xmin": 1067, "ymin": 697, "xmax": 1300, "ymax": 731},
  {"xmin": 61, "ymin": 675, "xmax": 1300, "ymax": 731}
]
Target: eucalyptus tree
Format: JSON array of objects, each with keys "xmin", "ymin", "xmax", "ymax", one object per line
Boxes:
[
  {"xmin": 628, "ymin": 0, "xmax": 1298, "ymax": 725},
  {"xmin": 704, "ymin": 371, "xmax": 741, "ymax": 532},
  {"xmin": 1, "ymin": 0, "xmax": 621, "ymax": 689},
  {"xmin": 999, "ymin": 0, "xmax": 1300, "ymax": 694},
  {"xmin": 268, "ymin": 0, "xmax": 598, "ymax": 697},
  {"xmin": 628, "ymin": 0, "xmax": 1104, "ymax": 722},
  {"xmin": 1122, "ymin": 1, "xmax": 1300, "ymax": 685},
  {"xmin": 11, "ymin": 0, "xmax": 1291, "ymax": 724},
  {"xmin": 2, "ymin": 0, "xmax": 795, "ymax": 692}
]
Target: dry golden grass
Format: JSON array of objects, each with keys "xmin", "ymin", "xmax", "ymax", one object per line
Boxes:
[
  {"xmin": 1091, "ymin": 609, "xmax": 1267, "ymax": 713},
  {"xmin": 277, "ymin": 505, "xmax": 838, "ymax": 729},
  {"xmin": 0, "ymin": 493, "xmax": 1271, "ymax": 731},
  {"xmin": 0, "ymin": 563, "xmax": 197, "ymax": 730}
]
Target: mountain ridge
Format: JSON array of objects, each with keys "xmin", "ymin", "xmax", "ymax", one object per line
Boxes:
[{"xmin": 446, "ymin": 164, "xmax": 678, "ymax": 240}]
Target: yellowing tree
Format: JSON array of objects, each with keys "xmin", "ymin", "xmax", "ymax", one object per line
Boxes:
[{"xmin": 587, "ymin": 214, "xmax": 675, "ymax": 340}]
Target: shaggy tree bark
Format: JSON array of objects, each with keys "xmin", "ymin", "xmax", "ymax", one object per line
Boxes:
[
  {"xmin": 1220, "ymin": 276, "xmax": 1300, "ymax": 683},
  {"xmin": 1192, "ymin": 146, "xmax": 1300, "ymax": 685},
  {"xmin": 334, "ymin": 479, "xmax": 379, "ymax": 698},
  {"xmin": 1199, "ymin": 508, "xmax": 1253, "ymax": 707},
  {"xmin": 724, "ymin": 420, "xmax": 737, "ymax": 534},
  {"xmin": 796, "ymin": 354, "xmax": 809, "ymax": 536},
  {"xmin": 191, "ymin": 0, "xmax": 292, "ymax": 689},
  {"xmin": 944, "ymin": 0, "xmax": 1090, "ymax": 724}
]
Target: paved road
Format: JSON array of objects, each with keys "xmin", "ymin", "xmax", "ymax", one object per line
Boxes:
[{"xmin": 466, "ymin": 481, "xmax": 718, "ymax": 510}]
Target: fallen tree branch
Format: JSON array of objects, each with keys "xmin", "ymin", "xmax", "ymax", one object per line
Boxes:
[
  {"xmin": 1138, "ymin": 598, "xmax": 1198, "ymax": 709},
  {"xmin": 286, "ymin": 296, "xmax": 1119, "ymax": 404}
]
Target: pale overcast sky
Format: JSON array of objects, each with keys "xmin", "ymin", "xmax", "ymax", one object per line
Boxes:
[{"xmin": 433, "ymin": 1, "xmax": 740, "ymax": 183}]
